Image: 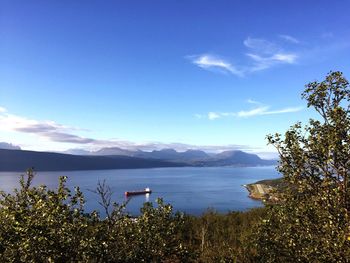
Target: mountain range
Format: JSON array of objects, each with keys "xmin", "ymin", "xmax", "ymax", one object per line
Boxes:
[
  {"xmin": 65, "ymin": 147, "xmax": 211, "ymax": 160},
  {"xmin": 66, "ymin": 147, "xmax": 276, "ymax": 166},
  {"xmin": 0, "ymin": 145, "xmax": 277, "ymax": 171}
]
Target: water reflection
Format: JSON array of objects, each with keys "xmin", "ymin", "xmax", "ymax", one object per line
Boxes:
[{"xmin": 145, "ymin": 193, "xmax": 150, "ymax": 202}]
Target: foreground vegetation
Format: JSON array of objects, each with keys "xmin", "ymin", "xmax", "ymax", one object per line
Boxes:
[
  {"xmin": 0, "ymin": 169, "xmax": 265, "ymax": 262},
  {"xmin": 1, "ymin": 71, "xmax": 350, "ymax": 262}
]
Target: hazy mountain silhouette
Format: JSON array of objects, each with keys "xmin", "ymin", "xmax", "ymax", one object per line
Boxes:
[
  {"xmin": 134, "ymin": 148, "xmax": 210, "ymax": 161},
  {"xmin": 65, "ymin": 147, "xmax": 210, "ymax": 161},
  {"xmin": 0, "ymin": 142, "xmax": 21, "ymax": 150},
  {"xmin": 193, "ymin": 150, "xmax": 276, "ymax": 166}
]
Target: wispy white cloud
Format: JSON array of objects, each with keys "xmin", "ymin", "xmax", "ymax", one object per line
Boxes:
[
  {"xmin": 236, "ymin": 106, "xmax": 270, "ymax": 117},
  {"xmin": 190, "ymin": 54, "xmax": 243, "ymax": 76},
  {"xmin": 0, "ymin": 107, "xmax": 7, "ymax": 113},
  {"xmin": 272, "ymin": 53, "xmax": 298, "ymax": 63},
  {"xmin": 244, "ymin": 37, "xmax": 298, "ymax": 72},
  {"xmin": 246, "ymin": 99, "xmax": 262, "ymax": 105},
  {"xmin": 198, "ymin": 101, "xmax": 303, "ymax": 120},
  {"xmin": 243, "ymin": 37, "xmax": 279, "ymax": 54},
  {"xmin": 189, "ymin": 36, "xmax": 298, "ymax": 76},
  {"xmin": 279, "ymin": 34, "xmax": 300, "ymax": 44},
  {"xmin": 237, "ymin": 105, "xmax": 303, "ymax": 117},
  {"xmin": 208, "ymin": 112, "xmax": 221, "ymax": 120},
  {"xmin": 247, "ymin": 52, "xmax": 298, "ymax": 72}
]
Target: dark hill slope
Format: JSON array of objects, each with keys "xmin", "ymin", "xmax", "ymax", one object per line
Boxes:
[{"xmin": 0, "ymin": 149, "xmax": 185, "ymax": 172}]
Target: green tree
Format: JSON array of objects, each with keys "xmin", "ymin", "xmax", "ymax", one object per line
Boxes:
[
  {"xmin": 0, "ymin": 168, "xmax": 92, "ymax": 262},
  {"xmin": 254, "ymin": 71, "xmax": 350, "ymax": 262}
]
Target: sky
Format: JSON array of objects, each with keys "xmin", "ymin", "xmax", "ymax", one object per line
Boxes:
[{"xmin": 0, "ymin": 0, "xmax": 349, "ymax": 158}]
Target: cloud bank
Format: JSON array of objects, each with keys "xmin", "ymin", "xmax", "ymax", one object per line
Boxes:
[
  {"xmin": 0, "ymin": 109, "xmax": 93, "ymax": 145},
  {"xmin": 0, "ymin": 107, "xmax": 259, "ymax": 153}
]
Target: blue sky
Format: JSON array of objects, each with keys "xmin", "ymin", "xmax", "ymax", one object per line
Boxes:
[{"xmin": 0, "ymin": 0, "xmax": 349, "ymax": 158}]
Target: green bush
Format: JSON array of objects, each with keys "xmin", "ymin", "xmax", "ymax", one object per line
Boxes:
[{"xmin": 0, "ymin": 169, "xmax": 193, "ymax": 262}]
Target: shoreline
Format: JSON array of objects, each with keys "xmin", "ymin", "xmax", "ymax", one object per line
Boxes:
[{"xmin": 244, "ymin": 178, "xmax": 284, "ymax": 202}]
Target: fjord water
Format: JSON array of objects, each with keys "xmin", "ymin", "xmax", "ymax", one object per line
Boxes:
[{"xmin": 0, "ymin": 166, "xmax": 279, "ymax": 216}]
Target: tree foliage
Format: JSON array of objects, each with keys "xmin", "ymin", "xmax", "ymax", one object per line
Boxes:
[
  {"xmin": 0, "ymin": 169, "xmax": 193, "ymax": 262},
  {"xmin": 255, "ymin": 71, "xmax": 350, "ymax": 262}
]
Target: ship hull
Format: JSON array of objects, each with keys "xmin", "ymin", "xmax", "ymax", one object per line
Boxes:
[{"xmin": 125, "ymin": 190, "xmax": 152, "ymax": 196}]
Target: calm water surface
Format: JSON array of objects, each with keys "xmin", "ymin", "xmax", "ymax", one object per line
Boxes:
[{"xmin": 0, "ymin": 166, "xmax": 279, "ymax": 216}]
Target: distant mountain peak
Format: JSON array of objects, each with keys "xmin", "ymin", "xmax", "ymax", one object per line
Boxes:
[
  {"xmin": 95, "ymin": 147, "xmax": 135, "ymax": 156},
  {"xmin": 185, "ymin": 149, "xmax": 203, "ymax": 153},
  {"xmin": 0, "ymin": 142, "xmax": 21, "ymax": 150},
  {"xmin": 156, "ymin": 148, "xmax": 177, "ymax": 153},
  {"xmin": 216, "ymin": 150, "xmax": 251, "ymax": 158},
  {"xmin": 65, "ymin": 148, "xmax": 92, "ymax": 155}
]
